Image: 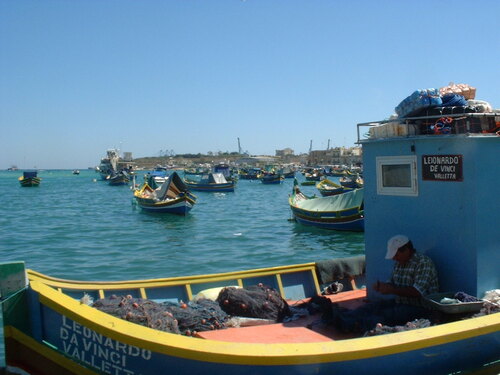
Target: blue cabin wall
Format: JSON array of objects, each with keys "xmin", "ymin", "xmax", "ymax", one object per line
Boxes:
[{"xmin": 362, "ymin": 135, "xmax": 499, "ymax": 299}]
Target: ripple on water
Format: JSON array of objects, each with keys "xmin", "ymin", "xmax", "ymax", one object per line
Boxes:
[{"xmin": 0, "ymin": 170, "xmax": 364, "ymax": 280}]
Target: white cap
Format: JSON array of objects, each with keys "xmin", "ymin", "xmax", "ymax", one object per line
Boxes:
[{"xmin": 386, "ymin": 235, "xmax": 410, "ymax": 259}]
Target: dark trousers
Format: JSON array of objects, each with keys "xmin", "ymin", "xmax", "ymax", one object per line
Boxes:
[{"xmin": 334, "ymin": 299, "xmax": 431, "ymax": 333}]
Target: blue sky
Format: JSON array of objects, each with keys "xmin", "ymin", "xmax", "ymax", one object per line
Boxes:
[{"xmin": 1, "ymin": 0, "xmax": 499, "ymax": 169}]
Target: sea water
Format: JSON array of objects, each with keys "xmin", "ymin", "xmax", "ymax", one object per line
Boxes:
[
  {"xmin": 0, "ymin": 169, "xmax": 364, "ymax": 367},
  {"xmin": 0, "ymin": 169, "xmax": 364, "ymax": 279}
]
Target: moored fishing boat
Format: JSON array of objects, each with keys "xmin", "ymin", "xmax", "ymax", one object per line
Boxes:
[
  {"xmin": 326, "ymin": 167, "xmax": 346, "ymax": 177},
  {"xmin": 289, "ymin": 181, "xmax": 364, "ymax": 231},
  {"xmin": 2, "ymin": 250, "xmax": 498, "ymax": 375},
  {"xmin": 134, "ymin": 171, "xmax": 196, "ymax": 215},
  {"xmin": 260, "ymin": 172, "xmax": 284, "ymax": 184},
  {"xmin": 238, "ymin": 167, "xmax": 261, "ymax": 180},
  {"xmin": 338, "ymin": 175, "xmax": 359, "ymax": 188},
  {"xmin": 281, "ymin": 166, "xmax": 296, "ymax": 179},
  {"xmin": 184, "ymin": 166, "xmax": 209, "ymax": 176},
  {"xmin": 300, "ymin": 180, "xmax": 316, "ymax": 186},
  {"xmin": 316, "ymin": 178, "xmax": 352, "ymax": 196},
  {"xmin": 18, "ymin": 171, "xmax": 41, "ymax": 187},
  {"xmin": 184, "ymin": 172, "xmax": 235, "ymax": 192},
  {"xmin": 146, "ymin": 170, "xmax": 168, "ymax": 185},
  {"xmin": 304, "ymin": 169, "xmax": 323, "ymax": 181},
  {"xmin": 107, "ymin": 170, "xmax": 130, "ymax": 186},
  {"xmin": 213, "ymin": 163, "xmax": 238, "ymax": 182},
  {"xmin": 96, "ymin": 149, "xmax": 120, "ymax": 180}
]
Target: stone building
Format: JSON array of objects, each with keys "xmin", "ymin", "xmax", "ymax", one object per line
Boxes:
[{"xmin": 307, "ymin": 146, "xmax": 362, "ymax": 166}]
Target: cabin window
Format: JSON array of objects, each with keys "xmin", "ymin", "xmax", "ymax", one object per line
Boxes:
[{"xmin": 376, "ymin": 155, "xmax": 418, "ymax": 196}]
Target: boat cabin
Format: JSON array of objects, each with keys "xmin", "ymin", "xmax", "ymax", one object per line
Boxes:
[{"xmin": 359, "ymin": 112, "xmax": 499, "ymax": 299}]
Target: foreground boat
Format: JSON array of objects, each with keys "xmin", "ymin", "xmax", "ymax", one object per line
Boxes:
[
  {"xmin": 2, "ymin": 255, "xmax": 499, "ymax": 375},
  {"xmin": 184, "ymin": 172, "xmax": 235, "ymax": 192},
  {"xmin": 289, "ymin": 182, "xmax": 364, "ymax": 231},
  {"xmin": 134, "ymin": 171, "xmax": 197, "ymax": 215},
  {"xmin": 18, "ymin": 171, "xmax": 41, "ymax": 187},
  {"xmin": 316, "ymin": 178, "xmax": 352, "ymax": 196}
]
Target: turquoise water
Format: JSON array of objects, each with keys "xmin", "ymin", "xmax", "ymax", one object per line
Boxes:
[
  {"xmin": 0, "ymin": 169, "xmax": 364, "ymax": 368},
  {"xmin": 0, "ymin": 169, "xmax": 364, "ymax": 281}
]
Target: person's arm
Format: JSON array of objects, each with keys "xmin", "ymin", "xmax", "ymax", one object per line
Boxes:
[{"xmin": 373, "ymin": 281, "xmax": 421, "ymax": 297}]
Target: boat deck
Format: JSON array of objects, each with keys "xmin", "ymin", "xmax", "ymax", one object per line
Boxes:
[{"xmin": 196, "ymin": 289, "xmax": 366, "ymax": 342}]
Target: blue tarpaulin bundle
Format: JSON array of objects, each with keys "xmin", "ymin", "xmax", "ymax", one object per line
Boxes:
[
  {"xmin": 441, "ymin": 93, "xmax": 468, "ymax": 107},
  {"xmin": 395, "ymin": 89, "xmax": 442, "ymax": 118}
]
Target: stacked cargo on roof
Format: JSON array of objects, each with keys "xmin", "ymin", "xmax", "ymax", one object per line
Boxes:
[{"xmin": 368, "ymin": 82, "xmax": 499, "ymax": 139}]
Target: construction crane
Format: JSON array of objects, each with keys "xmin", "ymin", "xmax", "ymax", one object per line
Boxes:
[
  {"xmin": 327, "ymin": 139, "xmax": 330, "ymax": 150},
  {"xmin": 237, "ymin": 137, "xmax": 242, "ymax": 154},
  {"xmin": 309, "ymin": 140, "xmax": 313, "ymax": 153}
]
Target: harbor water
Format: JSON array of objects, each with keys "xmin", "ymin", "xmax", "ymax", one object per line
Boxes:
[{"xmin": 0, "ymin": 169, "xmax": 364, "ymax": 368}]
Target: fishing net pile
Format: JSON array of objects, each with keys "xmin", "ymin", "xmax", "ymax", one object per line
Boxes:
[
  {"xmin": 364, "ymin": 319, "xmax": 432, "ymax": 336},
  {"xmin": 92, "ymin": 295, "xmax": 229, "ymax": 336},
  {"xmin": 453, "ymin": 291, "xmax": 480, "ymax": 302},
  {"xmin": 92, "ymin": 284, "xmax": 291, "ymax": 336},
  {"xmin": 216, "ymin": 284, "xmax": 291, "ymax": 322}
]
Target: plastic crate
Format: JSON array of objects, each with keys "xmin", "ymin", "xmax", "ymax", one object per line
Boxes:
[{"xmin": 422, "ymin": 292, "xmax": 484, "ymax": 314}]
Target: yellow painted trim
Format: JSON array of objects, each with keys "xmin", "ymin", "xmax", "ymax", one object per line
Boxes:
[
  {"xmin": 29, "ymin": 279, "xmax": 500, "ymax": 366},
  {"xmin": 5, "ymin": 326, "xmax": 98, "ymax": 375},
  {"xmin": 140, "ymin": 287, "xmax": 146, "ymax": 299},
  {"xmin": 185, "ymin": 284, "xmax": 193, "ymax": 301},
  {"xmin": 27, "ymin": 263, "xmax": 319, "ymax": 294},
  {"xmin": 275, "ymin": 274, "xmax": 285, "ymax": 297},
  {"xmin": 237, "ymin": 279, "xmax": 243, "ymax": 287},
  {"xmin": 98, "ymin": 289, "xmax": 104, "ymax": 299}
]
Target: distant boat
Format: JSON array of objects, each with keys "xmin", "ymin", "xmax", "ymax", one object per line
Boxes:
[
  {"xmin": 339, "ymin": 176, "xmax": 356, "ymax": 188},
  {"xmin": 282, "ymin": 167, "xmax": 296, "ymax": 179},
  {"xmin": 107, "ymin": 170, "xmax": 130, "ymax": 186},
  {"xmin": 18, "ymin": 171, "xmax": 41, "ymax": 187},
  {"xmin": 326, "ymin": 167, "xmax": 347, "ymax": 177},
  {"xmin": 304, "ymin": 169, "xmax": 323, "ymax": 181},
  {"xmin": 238, "ymin": 167, "xmax": 261, "ymax": 180},
  {"xmin": 184, "ymin": 173, "xmax": 235, "ymax": 192},
  {"xmin": 214, "ymin": 163, "xmax": 237, "ymax": 182},
  {"xmin": 260, "ymin": 172, "xmax": 284, "ymax": 184},
  {"xmin": 72, "ymin": 170, "xmax": 80, "ymax": 175},
  {"xmin": 96, "ymin": 149, "xmax": 120, "ymax": 180},
  {"xmin": 300, "ymin": 180, "xmax": 316, "ymax": 186},
  {"xmin": 289, "ymin": 181, "xmax": 364, "ymax": 231},
  {"xmin": 154, "ymin": 164, "xmax": 169, "ymax": 172},
  {"xmin": 184, "ymin": 167, "xmax": 209, "ymax": 176},
  {"xmin": 134, "ymin": 171, "xmax": 196, "ymax": 215},
  {"xmin": 146, "ymin": 170, "xmax": 168, "ymax": 186},
  {"xmin": 316, "ymin": 178, "xmax": 352, "ymax": 196}
]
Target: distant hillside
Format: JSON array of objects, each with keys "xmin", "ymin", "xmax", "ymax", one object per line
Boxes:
[{"xmin": 132, "ymin": 154, "xmax": 243, "ymax": 169}]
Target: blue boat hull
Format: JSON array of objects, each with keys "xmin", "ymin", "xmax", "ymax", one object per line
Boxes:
[
  {"xmin": 185, "ymin": 183, "xmax": 235, "ymax": 192},
  {"xmin": 7, "ymin": 303, "xmax": 499, "ymax": 375},
  {"xmin": 293, "ymin": 213, "xmax": 365, "ymax": 231},
  {"xmin": 136, "ymin": 198, "xmax": 195, "ymax": 215},
  {"xmin": 2, "ymin": 262, "xmax": 499, "ymax": 375}
]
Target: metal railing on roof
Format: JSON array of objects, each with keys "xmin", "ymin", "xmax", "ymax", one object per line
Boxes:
[{"xmin": 356, "ymin": 112, "xmax": 499, "ymax": 144}]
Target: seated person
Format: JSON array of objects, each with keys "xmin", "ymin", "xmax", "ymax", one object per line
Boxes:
[{"xmin": 332, "ymin": 234, "xmax": 439, "ymax": 333}]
